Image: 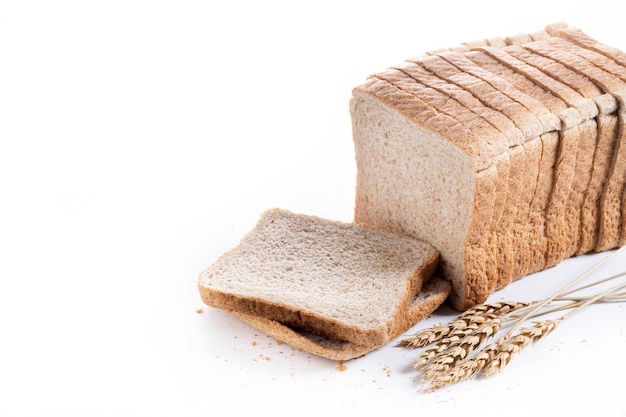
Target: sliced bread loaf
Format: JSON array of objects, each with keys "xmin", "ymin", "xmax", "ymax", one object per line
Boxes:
[{"xmin": 352, "ymin": 23, "xmax": 626, "ymax": 310}]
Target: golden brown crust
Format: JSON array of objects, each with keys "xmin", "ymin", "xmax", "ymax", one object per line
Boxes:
[
  {"xmin": 497, "ymin": 42, "xmax": 615, "ymax": 257},
  {"xmin": 460, "ymin": 164, "xmax": 497, "ymax": 308},
  {"xmin": 409, "ymin": 54, "xmax": 541, "ymax": 142},
  {"xmin": 578, "ymin": 114, "xmax": 619, "ymax": 253},
  {"xmin": 523, "ymin": 37, "xmax": 626, "ymax": 252}
]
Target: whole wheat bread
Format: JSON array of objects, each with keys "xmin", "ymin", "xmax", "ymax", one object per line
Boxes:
[
  {"xmin": 230, "ymin": 277, "xmax": 451, "ymax": 361},
  {"xmin": 198, "ymin": 208, "xmax": 449, "ymax": 357},
  {"xmin": 351, "ymin": 23, "xmax": 626, "ymax": 309}
]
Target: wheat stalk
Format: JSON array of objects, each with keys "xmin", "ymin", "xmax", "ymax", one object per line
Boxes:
[
  {"xmin": 481, "ymin": 319, "xmax": 562, "ymax": 377},
  {"xmin": 419, "ymin": 316, "xmax": 503, "ymax": 381},
  {"xmin": 400, "ymin": 247, "xmax": 626, "ymax": 391},
  {"xmin": 399, "ymin": 301, "xmax": 529, "ymax": 349},
  {"xmin": 428, "ymin": 343, "xmax": 500, "ymax": 389}
]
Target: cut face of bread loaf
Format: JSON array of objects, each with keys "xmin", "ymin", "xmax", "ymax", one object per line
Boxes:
[
  {"xmin": 352, "ymin": 23, "xmax": 626, "ymax": 310},
  {"xmin": 198, "ymin": 208, "xmax": 449, "ymax": 358}
]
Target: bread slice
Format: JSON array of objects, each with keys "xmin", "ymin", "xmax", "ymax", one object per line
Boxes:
[
  {"xmin": 198, "ymin": 208, "xmax": 443, "ymax": 348},
  {"xmin": 412, "ymin": 53, "xmax": 561, "ymax": 289},
  {"xmin": 388, "ymin": 61, "xmax": 518, "ymax": 294},
  {"xmin": 230, "ymin": 277, "xmax": 451, "ymax": 361},
  {"xmin": 351, "ymin": 76, "xmax": 500, "ymax": 310},
  {"xmin": 373, "ymin": 68, "xmax": 510, "ymax": 295},
  {"xmin": 406, "ymin": 55, "xmax": 531, "ymax": 291},
  {"xmin": 549, "ymin": 27, "xmax": 626, "ymax": 247}
]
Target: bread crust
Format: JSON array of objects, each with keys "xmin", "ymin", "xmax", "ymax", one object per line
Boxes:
[
  {"xmin": 553, "ymin": 27, "xmax": 626, "ymax": 248},
  {"xmin": 523, "ymin": 38, "xmax": 626, "ymax": 252},
  {"xmin": 462, "ymin": 50, "xmax": 573, "ymax": 279},
  {"xmin": 230, "ymin": 277, "xmax": 451, "ymax": 361},
  {"xmin": 500, "ymin": 44, "xmax": 615, "ymax": 256}
]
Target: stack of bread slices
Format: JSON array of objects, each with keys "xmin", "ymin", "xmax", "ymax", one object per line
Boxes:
[
  {"xmin": 352, "ymin": 22, "xmax": 626, "ymax": 311},
  {"xmin": 200, "ymin": 23, "xmax": 626, "ymax": 360}
]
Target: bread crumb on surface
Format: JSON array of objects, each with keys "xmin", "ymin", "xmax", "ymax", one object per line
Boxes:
[
  {"xmin": 195, "ymin": 308, "xmax": 204, "ymax": 314},
  {"xmin": 337, "ymin": 362, "xmax": 347, "ymax": 372}
]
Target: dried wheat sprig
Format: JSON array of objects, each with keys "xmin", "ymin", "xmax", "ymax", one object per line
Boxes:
[
  {"xmin": 428, "ymin": 343, "xmax": 501, "ymax": 389},
  {"xmin": 555, "ymin": 270, "xmax": 626, "ymax": 300},
  {"xmin": 457, "ymin": 301, "xmax": 531, "ymax": 319},
  {"xmin": 399, "ymin": 312, "xmax": 495, "ymax": 349},
  {"xmin": 399, "ymin": 301, "xmax": 529, "ymax": 348},
  {"xmin": 556, "ymin": 292, "xmax": 626, "ymax": 302},
  {"xmin": 419, "ymin": 316, "xmax": 503, "ymax": 381},
  {"xmin": 558, "ymin": 279, "xmax": 626, "ymax": 320},
  {"xmin": 411, "ymin": 334, "xmax": 462, "ymax": 368},
  {"xmin": 421, "ymin": 279, "xmax": 626, "ymax": 388},
  {"xmin": 481, "ymin": 319, "xmax": 562, "ymax": 377}
]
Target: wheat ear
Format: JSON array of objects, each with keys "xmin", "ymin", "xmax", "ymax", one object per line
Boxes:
[
  {"xmin": 419, "ymin": 316, "xmax": 503, "ymax": 381},
  {"xmin": 481, "ymin": 319, "xmax": 562, "ymax": 376},
  {"xmin": 429, "ymin": 343, "xmax": 501, "ymax": 389},
  {"xmin": 399, "ymin": 301, "xmax": 529, "ymax": 348}
]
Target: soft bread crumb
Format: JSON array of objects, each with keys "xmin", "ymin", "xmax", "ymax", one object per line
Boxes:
[{"xmin": 337, "ymin": 362, "xmax": 347, "ymax": 372}]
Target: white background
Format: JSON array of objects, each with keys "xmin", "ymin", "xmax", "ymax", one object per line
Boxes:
[{"xmin": 1, "ymin": 1, "xmax": 625, "ymax": 416}]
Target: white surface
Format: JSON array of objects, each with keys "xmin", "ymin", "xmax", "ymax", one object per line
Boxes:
[{"xmin": 1, "ymin": 1, "xmax": 625, "ymax": 416}]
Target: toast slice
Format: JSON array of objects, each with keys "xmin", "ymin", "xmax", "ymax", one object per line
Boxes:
[
  {"xmin": 199, "ymin": 208, "xmax": 444, "ymax": 349},
  {"xmin": 230, "ymin": 277, "xmax": 451, "ymax": 361}
]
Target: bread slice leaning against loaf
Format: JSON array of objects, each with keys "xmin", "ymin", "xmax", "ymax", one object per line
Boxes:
[{"xmin": 198, "ymin": 208, "xmax": 451, "ymax": 360}]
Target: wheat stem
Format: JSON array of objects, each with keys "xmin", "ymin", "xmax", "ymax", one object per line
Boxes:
[
  {"xmin": 560, "ymin": 279, "xmax": 626, "ymax": 320},
  {"xmin": 557, "ymin": 270, "xmax": 626, "ymax": 298},
  {"xmin": 504, "ymin": 246, "xmax": 626, "ymax": 338}
]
